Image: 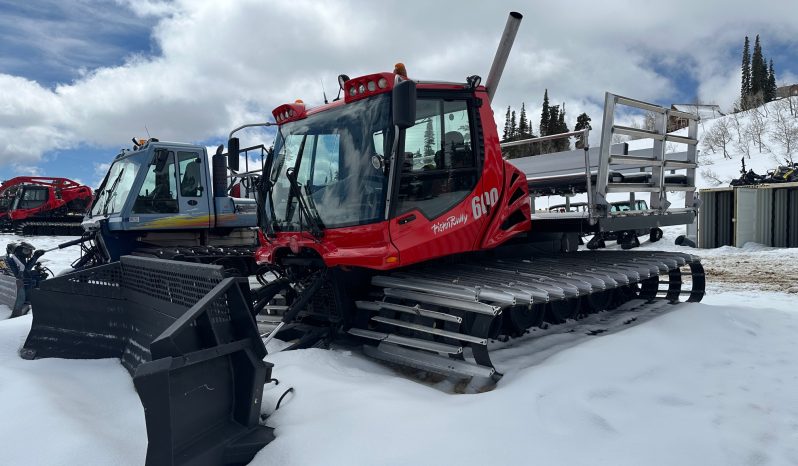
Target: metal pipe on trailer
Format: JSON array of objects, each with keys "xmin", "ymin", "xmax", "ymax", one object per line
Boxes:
[{"xmin": 485, "ymin": 12, "xmax": 523, "ymax": 103}]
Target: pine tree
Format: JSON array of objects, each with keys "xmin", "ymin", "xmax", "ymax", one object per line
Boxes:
[
  {"xmin": 741, "ymin": 36, "xmax": 751, "ymax": 102},
  {"xmin": 766, "ymin": 59, "xmax": 777, "ymax": 102},
  {"xmin": 540, "ymin": 90, "xmax": 550, "ymax": 136},
  {"xmin": 557, "ymin": 104, "xmax": 569, "ymax": 151},
  {"xmin": 423, "ymin": 119, "xmax": 435, "ymax": 158},
  {"xmin": 509, "ymin": 110, "xmax": 517, "ymax": 138},
  {"xmin": 751, "ymin": 35, "xmax": 765, "ymax": 97},
  {"xmin": 503, "ymin": 106, "xmax": 511, "ymax": 140},
  {"xmin": 546, "ymin": 105, "xmax": 560, "ymax": 153},
  {"xmin": 574, "ymin": 112, "xmax": 592, "ymax": 149},
  {"xmin": 518, "ymin": 103, "xmax": 528, "ymax": 136},
  {"xmin": 548, "ymin": 105, "xmax": 559, "ymax": 133}
]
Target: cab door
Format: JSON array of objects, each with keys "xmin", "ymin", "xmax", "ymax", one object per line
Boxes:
[
  {"xmin": 129, "ymin": 150, "xmax": 180, "ymax": 229},
  {"xmin": 389, "ymin": 95, "xmax": 488, "ymax": 265},
  {"xmin": 176, "ymin": 150, "xmax": 211, "ymax": 228}
]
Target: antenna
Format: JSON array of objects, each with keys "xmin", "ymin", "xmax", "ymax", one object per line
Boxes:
[
  {"xmin": 144, "ymin": 125, "xmax": 151, "ymax": 139},
  {"xmin": 321, "ymin": 79, "xmax": 329, "ymax": 104}
]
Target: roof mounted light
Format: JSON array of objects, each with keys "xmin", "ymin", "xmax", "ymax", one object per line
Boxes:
[
  {"xmin": 272, "ymin": 102, "xmax": 308, "ymax": 124},
  {"xmin": 466, "ymin": 75, "xmax": 482, "ymax": 91},
  {"xmin": 343, "ymin": 72, "xmax": 397, "ymax": 103},
  {"xmin": 393, "ymin": 63, "xmax": 407, "ymax": 78},
  {"xmin": 337, "ymin": 74, "xmax": 350, "ymax": 91}
]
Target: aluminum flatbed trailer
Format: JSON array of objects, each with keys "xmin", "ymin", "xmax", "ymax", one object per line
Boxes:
[{"xmin": 506, "ymin": 93, "xmax": 700, "ymax": 236}]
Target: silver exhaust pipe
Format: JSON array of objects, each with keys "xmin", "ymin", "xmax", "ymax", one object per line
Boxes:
[{"xmin": 485, "ymin": 11, "xmax": 523, "ymax": 103}]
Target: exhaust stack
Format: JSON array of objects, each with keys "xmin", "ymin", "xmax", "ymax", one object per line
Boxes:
[{"xmin": 485, "ymin": 11, "xmax": 523, "ymax": 103}]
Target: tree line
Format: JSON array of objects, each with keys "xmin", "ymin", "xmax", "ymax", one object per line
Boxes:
[
  {"xmin": 501, "ymin": 89, "xmax": 592, "ymax": 159},
  {"xmin": 739, "ymin": 34, "xmax": 778, "ymax": 110}
]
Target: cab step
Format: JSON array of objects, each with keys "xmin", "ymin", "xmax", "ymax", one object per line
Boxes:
[
  {"xmin": 370, "ymin": 316, "xmax": 488, "ymax": 345},
  {"xmin": 362, "ymin": 342, "xmax": 496, "ymax": 379},
  {"xmin": 347, "ymin": 328, "xmax": 462, "ymax": 354}
]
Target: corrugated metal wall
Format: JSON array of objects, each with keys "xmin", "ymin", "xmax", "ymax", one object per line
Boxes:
[
  {"xmin": 778, "ymin": 186, "xmax": 796, "ymax": 246},
  {"xmin": 699, "ymin": 189, "xmax": 734, "ymax": 248},
  {"xmin": 698, "ymin": 184, "xmax": 798, "ymax": 248}
]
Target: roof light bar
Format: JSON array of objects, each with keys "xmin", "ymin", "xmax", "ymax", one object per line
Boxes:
[
  {"xmin": 272, "ymin": 101, "xmax": 307, "ymax": 124},
  {"xmin": 343, "ymin": 72, "xmax": 398, "ymax": 103}
]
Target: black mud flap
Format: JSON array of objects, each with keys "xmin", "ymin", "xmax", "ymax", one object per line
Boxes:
[
  {"xmin": 0, "ymin": 273, "xmax": 25, "ymax": 317},
  {"xmin": 21, "ymin": 256, "xmax": 274, "ymax": 466}
]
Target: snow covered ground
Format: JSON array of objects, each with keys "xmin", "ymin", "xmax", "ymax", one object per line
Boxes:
[{"xmin": 1, "ymin": 231, "xmax": 798, "ymax": 466}]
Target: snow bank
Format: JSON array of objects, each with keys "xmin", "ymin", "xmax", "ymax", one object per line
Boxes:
[
  {"xmin": 253, "ymin": 299, "xmax": 798, "ymax": 466},
  {"xmin": 0, "ymin": 315, "xmax": 146, "ymax": 465}
]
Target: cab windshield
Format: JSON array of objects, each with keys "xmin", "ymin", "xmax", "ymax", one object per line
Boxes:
[
  {"xmin": 0, "ymin": 190, "xmax": 14, "ymax": 212},
  {"xmin": 267, "ymin": 94, "xmax": 393, "ymax": 230},
  {"xmin": 90, "ymin": 156, "xmax": 143, "ymax": 217}
]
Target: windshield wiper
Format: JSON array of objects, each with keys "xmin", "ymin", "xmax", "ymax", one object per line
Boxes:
[
  {"xmin": 282, "ymin": 134, "xmax": 324, "ymax": 239},
  {"xmin": 285, "ymin": 167, "xmax": 324, "ymax": 239},
  {"xmin": 257, "ymin": 176, "xmax": 279, "ymax": 237},
  {"xmin": 101, "ymin": 168, "xmax": 125, "ymax": 216}
]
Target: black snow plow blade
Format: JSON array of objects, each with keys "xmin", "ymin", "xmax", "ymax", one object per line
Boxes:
[{"xmin": 21, "ymin": 256, "xmax": 274, "ymax": 465}]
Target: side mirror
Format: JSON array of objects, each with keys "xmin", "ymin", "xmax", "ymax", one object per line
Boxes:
[
  {"xmin": 392, "ymin": 80, "xmax": 417, "ymax": 129},
  {"xmin": 154, "ymin": 148, "xmax": 169, "ymax": 172},
  {"xmin": 227, "ymin": 137, "xmax": 240, "ymax": 172}
]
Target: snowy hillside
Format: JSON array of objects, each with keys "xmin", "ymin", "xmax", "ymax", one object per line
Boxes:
[
  {"xmin": 668, "ymin": 96, "xmax": 797, "ymax": 189},
  {"xmin": 1, "ymin": 231, "xmax": 798, "ymax": 465}
]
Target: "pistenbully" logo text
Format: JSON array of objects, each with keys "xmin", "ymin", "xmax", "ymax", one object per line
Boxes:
[{"xmin": 431, "ymin": 214, "xmax": 468, "ymax": 234}]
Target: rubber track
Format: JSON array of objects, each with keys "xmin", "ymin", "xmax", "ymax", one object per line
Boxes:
[
  {"xmin": 351, "ymin": 250, "xmax": 705, "ymax": 380},
  {"xmin": 16, "ymin": 221, "xmax": 85, "ymax": 236}
]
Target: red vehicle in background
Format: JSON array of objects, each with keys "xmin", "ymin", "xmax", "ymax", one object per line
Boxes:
[{"xmin": 0, "ymin": 176, "xmax": 92, "ymax": 235}]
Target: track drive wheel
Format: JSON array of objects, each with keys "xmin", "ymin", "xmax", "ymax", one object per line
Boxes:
[
  {"xmin": 586, "ymin": 235, "xmax": 605, "ymax": 250},
  {"xmin": 620, "ymin": 231, "xmax": 640, "ymax": 249},
  {"xmin": 649, "ymin": 227, "xmax": 663, "ymax": 242}
]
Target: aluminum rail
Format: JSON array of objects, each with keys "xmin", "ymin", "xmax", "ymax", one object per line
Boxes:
[
  {"xmin": 499, "ymin": 128, "xmax": 590, "ymax": 148},
  {"xmin": 228, "ymin": 122, "xmax": 275, "ymax": 139}
]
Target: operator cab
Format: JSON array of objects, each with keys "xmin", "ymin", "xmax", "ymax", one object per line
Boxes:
[
  {"xmin": 12, "ymin": 186, "xmax": 49, "ymax": 211},
  {"xmin": 264, "ymin": 70, "xmax": 484, "ymax": 233},
  {"xmin": 86, "ymin": 139, "xmax": 258, "ymax": 236},
  {"xmin": 87, "ymin": 141, "xmax": 214, "ymax": 231},
  {"xmin": 256, "ymin": 66, "xmax": 519, "ymax": 269}
]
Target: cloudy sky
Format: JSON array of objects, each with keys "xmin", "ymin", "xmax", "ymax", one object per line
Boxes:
[{"xmin": 1, "ymin": 0, "xmax": 796, "ymax": 186}]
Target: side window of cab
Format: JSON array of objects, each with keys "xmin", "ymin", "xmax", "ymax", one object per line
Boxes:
[
  {"xmin": 395, "ymin": 99, "xmax": 478, "ymax": 218},
  {"xmin": 132, "ymin": 150, "xmax": 179, "ymax": 214}
]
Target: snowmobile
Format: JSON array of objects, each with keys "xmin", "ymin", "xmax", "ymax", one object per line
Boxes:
[
  {"xmin": 767, "ymin": 162, "xmax": 798, "ymax": 183},
  {"xmin": 0, "ymin": 241, "xmax": 51, "ymax": 317},
  {"xmin": 730, "ymin": 157, "xmax": 798, "ymax": 186}
]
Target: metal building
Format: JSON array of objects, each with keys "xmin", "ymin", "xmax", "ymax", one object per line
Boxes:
[{"xmin": 698, "ymin": 182, "xmax": 798, "ymax": 248}]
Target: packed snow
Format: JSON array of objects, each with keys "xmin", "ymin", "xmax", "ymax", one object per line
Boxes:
[{"xmin": 1, "ymin": 229, "xmax": 797, "ymax": 466}]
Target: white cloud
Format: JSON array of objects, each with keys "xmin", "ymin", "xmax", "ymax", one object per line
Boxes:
[
  {"xmin": 1, "ymin": 0, "xmax": 797, "ymax": 168},
  {"xmin": 9, "ymin": 165, "xmax": 41, "ymax": 176}
]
